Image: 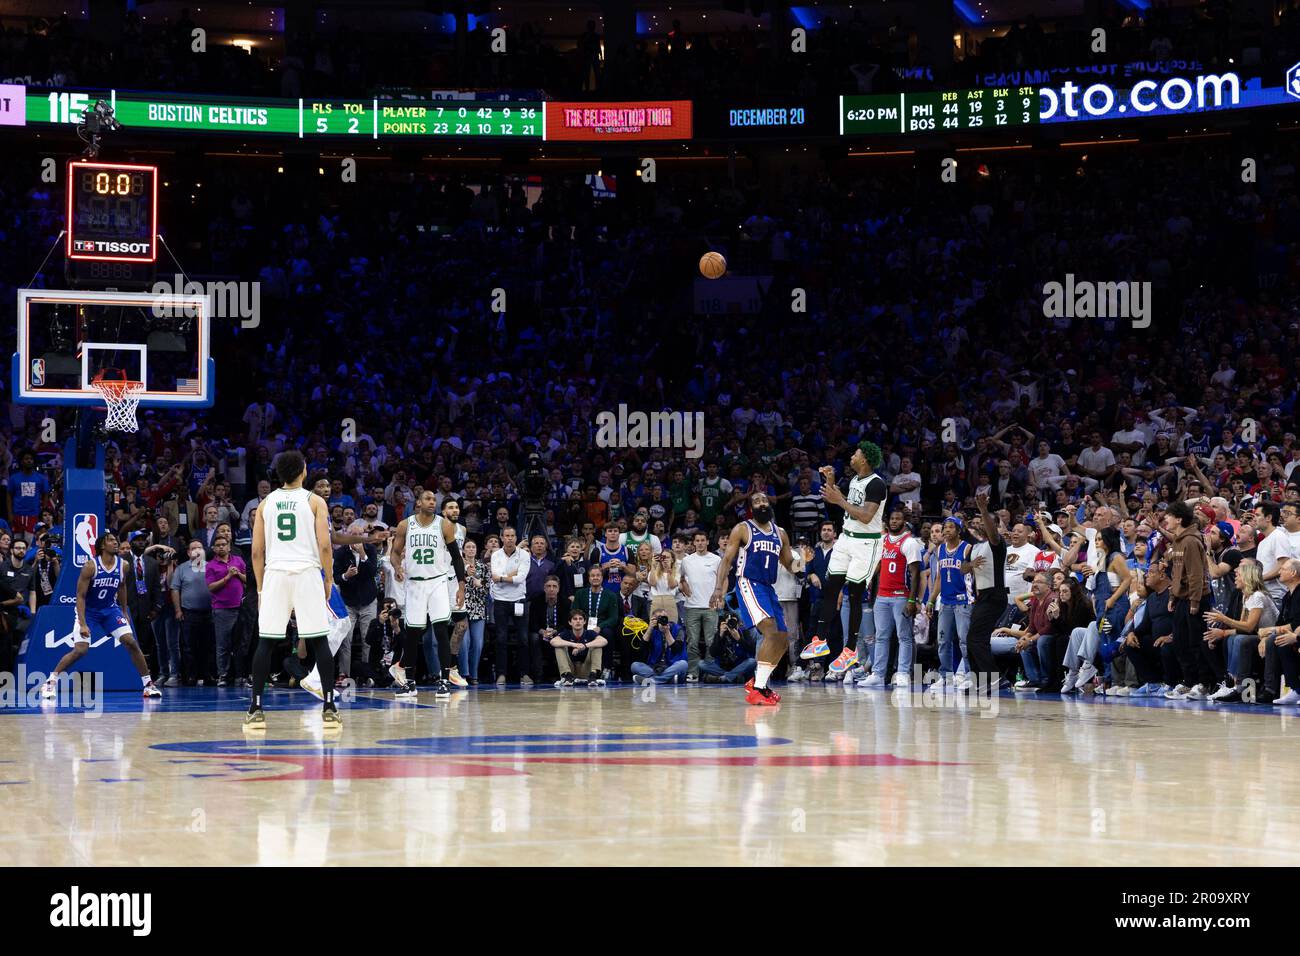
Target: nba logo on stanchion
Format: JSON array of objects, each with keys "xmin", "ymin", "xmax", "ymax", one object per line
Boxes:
[
  {"xmin": 72, "ymin": 514, "xmax": 98, "ymax": 567},
  {"xmin": 30, "ymin": 358, "xmax": 44, "ymax": 387}
]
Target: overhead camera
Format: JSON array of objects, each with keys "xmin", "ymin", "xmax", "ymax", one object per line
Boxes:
[{"xmin": 77, "ymin": 100, "xmax": 121, "ymax": 158}]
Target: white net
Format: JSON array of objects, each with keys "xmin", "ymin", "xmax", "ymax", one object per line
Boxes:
[{"xmin": 90, "ymin": 379, "xmax": 145, "ymax": 433}]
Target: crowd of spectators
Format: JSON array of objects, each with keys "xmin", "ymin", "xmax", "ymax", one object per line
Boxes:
[
  {"xmin": 0, "ymin": 1, "xmax": 1277, "ymax": 103},
  {"xmin": 0, "ymin": 67, "xmax": 1299, "ymax": 701}
]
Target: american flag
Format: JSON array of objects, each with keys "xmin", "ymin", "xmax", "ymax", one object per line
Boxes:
[{"xmin": 175, "ymin": 378, "xmax": 201, "ymax": 393}]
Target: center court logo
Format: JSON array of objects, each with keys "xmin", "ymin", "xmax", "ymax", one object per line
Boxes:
[
  {"xmin": 594, "ymin": 404, "xmax": 705, "ymax": 459},
  {"xmin": 50, "ymin": 886, "xmax": 151, "ymax": 936},
  {"xmin": 151, "ymin": 733, "xmax": 953, "ymax": 780}
]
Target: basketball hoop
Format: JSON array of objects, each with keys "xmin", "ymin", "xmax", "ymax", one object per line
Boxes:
[{"xmin": 90, "ymin": 370, "xmax": 145, "ymax": 433}]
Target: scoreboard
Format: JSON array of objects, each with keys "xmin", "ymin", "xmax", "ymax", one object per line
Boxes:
[
  {"xmin": 31, "ymin": 90, "xmax": 545, "ymax": 139},
  {"xmin": 841, "ymin": 87, "xmax": 1040, "ymax": 135}
]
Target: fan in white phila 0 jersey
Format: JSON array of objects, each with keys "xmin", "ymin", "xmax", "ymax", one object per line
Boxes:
[
  {"xmin": 387, "ymin": 489, "xmax": 467, "ymax": 699},
  {"xmin": 246, "ymin": 450, "xmax": 337, "ymax": 731}
]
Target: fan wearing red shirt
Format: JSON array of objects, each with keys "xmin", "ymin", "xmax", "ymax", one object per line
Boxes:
[{"xmin": 861, "ymin": 508, "xmax": 923, "ymax": 688}]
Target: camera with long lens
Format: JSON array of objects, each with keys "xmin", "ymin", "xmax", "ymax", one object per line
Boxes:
[{"xmin": 522, "ymin": 454, "xmax": 547, "ymax": 510}]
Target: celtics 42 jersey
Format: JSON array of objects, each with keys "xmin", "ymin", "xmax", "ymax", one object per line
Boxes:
[{"xmin": 404, "ymin": 515, "xmax": 448, "ymax": 579}]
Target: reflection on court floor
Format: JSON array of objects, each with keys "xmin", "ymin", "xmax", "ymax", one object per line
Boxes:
[{"xmin": 1, "ymin": 684, "xmax": 1297, "ymax": 866}]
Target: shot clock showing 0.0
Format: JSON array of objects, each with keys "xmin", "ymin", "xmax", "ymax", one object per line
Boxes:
[{"xmin": 65, "ymin": 160, "xmax": 158, "ymax": 263}]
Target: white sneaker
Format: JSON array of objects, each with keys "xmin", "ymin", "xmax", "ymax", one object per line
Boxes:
[
  {"xmin": 1074, "ymin": 660, "xmax": 1098, "ymax": 690},
  {"xmin": 301, "ymin": 667, "xmax": 324, "ymax": 701},
  {"xmin": 685, "ymin": 673, "xmax": 699, "ymax": 683},
  {"xmin": 388, "ymin": 664, "xmax": 407, "ymax": 687},
  {"xmin": 1207, "ymin": 682, "xmax": 1236, "ymax": 701},
  {"xmin": 520, "ymin": 675, "xmax": 534, "ymax": 686},
  {"xmin": 1275, "ymin": 689, "xmax": 1300, "ymax": 706},
  {"xmin": 447, "ymin": 667, "xmax": 468, "ymax": 688},
  {"xmin": 787, "ymin": 666, "xmax": 807, "ymax": 683},
  {"xmin": 1165, "ymin": 684, "xmax": 1192, "ymax": 700},
  {"xmin": 1109, "ymin": 685, "xmax": 1131, "ymax": 697},
  {"xmin": 953, "ymin": 675, "xmax": 975, "ymax": 692},
  {"xmin": 1061, "ymin": 673, "xmax": 1079, "ymax": 694},
  {"xmin": 1185, "ymin": 684, "xmax": 1207, "ymax": 700},
  {"xmin": 857, "ymin": 673, "xmax": 885, "ymax": 688},
  {"xmin": 142, "ymin": 680, "xmax": 162, "ymax": 699},
  {"xmin": 40, "ymin": 678, "xmax": 58, "ymax": 700},
  {"xmin": 891, "ymin": 672, "xmax": 910, "ymax": 688}
]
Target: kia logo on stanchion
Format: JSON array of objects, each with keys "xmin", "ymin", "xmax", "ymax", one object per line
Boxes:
[{"xmin": 73, "ymin": 514, "xmax": 98, "ymax": 567}]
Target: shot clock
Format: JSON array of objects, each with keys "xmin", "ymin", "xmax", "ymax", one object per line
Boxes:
[{"xmin": 65, "ymin": 160, "xmax": 159, "ymax": 287}]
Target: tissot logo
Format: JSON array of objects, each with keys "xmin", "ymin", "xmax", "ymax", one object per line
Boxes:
[
  {"xmin": 82, "ymin": 240, "xmax": 150, "ymax": 254},
  {"xmin": 49, "ymin": 886, "xmax": 151, "ymax": 936}
]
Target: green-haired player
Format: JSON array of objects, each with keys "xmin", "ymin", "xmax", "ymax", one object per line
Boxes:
[{"xmin": 802, "ymin": 441, "xmax": 888, "ymax": 677}]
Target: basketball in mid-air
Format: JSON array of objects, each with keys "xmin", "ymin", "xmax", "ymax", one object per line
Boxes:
[{"xmin": 699, "ymin": 251, "xmax": 727, "ymax": 279}]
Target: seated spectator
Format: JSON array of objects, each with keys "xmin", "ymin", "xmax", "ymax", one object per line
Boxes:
[
  {"xmin": 631, "ymin": 613, "xmax": 688, "ymax": 685},
  {"xmin": 529, "ymin": 574, "xmax": 568, "ymax": 683},
  {"xmin": 698, "ymin": 612, "xmax": 757, "ymax": 684},
  {"xmin": 550, "ymin": 609, "xmax": 608, "ymax": 687},
  {"xmin": 1204, "ymin": 558, "xmax": 1276, "ymax": 702}
]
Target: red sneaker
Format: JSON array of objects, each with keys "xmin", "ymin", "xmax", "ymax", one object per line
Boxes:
[{"xmin": 744, "ymin": 678, "xmax": 781, "ymax": 706}]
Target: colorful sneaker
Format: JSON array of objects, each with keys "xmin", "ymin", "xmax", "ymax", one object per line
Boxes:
[
  {"xmin": 300, "ymin": 667, "xmax": 324, "ymax": 701},
  {"xmin": 447, "ymin": 667, "xmax": 469, "ymax": 688},
  {"xmin": 243, "ymin": 709, "xmax": 266, "ymax": 730},
  {"xmin": 744, "ymin": 678, "xmax": 781, "ymax": 706},
  {"xmin": 827, "ymin": 647, "xmax": 857, "ymax": 675},
  {"xmin": 800, "ymin": 637, "xmax": 830, "ymax": 660},
  {"xmin": 142, "ymin": 680, "xmax": 162, "ymax": 699},
  {"xmin": 321, "ymin": 706, "xmax": 342, "ymax": 729}
]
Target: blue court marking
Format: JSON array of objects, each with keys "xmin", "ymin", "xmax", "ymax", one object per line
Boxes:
[
  {"xmin": 98, "ymin": 778, "xmax": 144, "ymax": 783},
  {"xmin": 0, "ymin": 688, "xmax": 428, "ymax": 716},
  {"xmin": 151, "ymin": 732, "xmax": 793, "ymax": 759},
  {"xmin": 0, "ymin": 781, "xmax": 30, "ymax": 785}
]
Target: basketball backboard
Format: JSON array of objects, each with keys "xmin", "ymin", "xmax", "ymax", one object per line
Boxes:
[{"xmin": 13, "ymin": 288, "xmax": 214, "ymax": 408}]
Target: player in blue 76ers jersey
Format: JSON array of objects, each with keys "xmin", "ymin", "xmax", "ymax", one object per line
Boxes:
[
  {"xmin": 41, "ymin": 532, "xmax": 162, "ymax": 700},
  {"xmin": 710, "ymin": 491, "xmax": 811, "ymax": 706}
]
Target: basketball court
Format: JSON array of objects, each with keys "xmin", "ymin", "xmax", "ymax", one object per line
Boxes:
[{"xmin": 1, "ymin": 685, "xmax": 1294, "ymax": 867}]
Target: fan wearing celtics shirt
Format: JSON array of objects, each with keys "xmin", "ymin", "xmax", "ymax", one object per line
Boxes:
[
  {"xmin": 388, "ymin": 489, "xmax": 466, "ymax": 699},
  {"xmin": 803, "ymin": 441, "xmax": 889, "ymax": 677},
  {"xmin": 619, "ymin": 510, "xmax": 663, "ymax": 556}
]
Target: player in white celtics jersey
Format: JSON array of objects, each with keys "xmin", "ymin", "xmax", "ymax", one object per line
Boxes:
[
  {"xmin": 440, "ymin": 497, "xmax": 471, "ymax": 687},
  {"xmin": 802, "ymin": 441, "xmax": 888, "ymax": 677},
  {"xmin": 247, "ymin": 450, "xmax": 338, "ymax": 730},
  {"xmin": 388, "ymin": 489, "xmax": 466, "ymax": 699}
]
